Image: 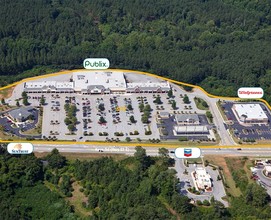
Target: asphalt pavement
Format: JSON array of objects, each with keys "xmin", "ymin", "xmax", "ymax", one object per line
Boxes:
[
  {"xmin": 171, "ymin": 84, "xmax": 237, "ymax": 146},
  {"xmin": 31, "ymin": 144, "xmax": 271, "ymax": 158}
]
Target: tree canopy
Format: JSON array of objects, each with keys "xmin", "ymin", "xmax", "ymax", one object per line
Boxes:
[{"xmin": 0, "ymin": 0, "xmax": 271, "ymax": 102}]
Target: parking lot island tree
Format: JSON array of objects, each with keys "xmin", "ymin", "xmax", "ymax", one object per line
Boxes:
[
  {"xmin": 206, "ymin": 111, "xmax": 213, "ymax": 123},
  {"xmin": 40, "ymin": 95, "xmax": 46, "ymax": 106},
  {"xmin": 130, "ymin": 115, "xmax": 136, "ymax": 123},
  {"xmin": 183, "ymin": 94, "xmax": 190, "ymax": 104},
  {"xmin": 127, "ymin": 104, "xmax": 133, "ymax": 111}
]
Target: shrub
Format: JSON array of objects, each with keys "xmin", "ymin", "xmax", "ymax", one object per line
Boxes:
[
  {"xmin": 202, "ymin": 200, "xmax": 210, "ymax": 206},
  {"xmin": 145, "ymin": 130, "xmax": 152, "ymax": 135},
  {"xmin": 196, "ymin": 200, "xmax": 202, "ymax": 206}
]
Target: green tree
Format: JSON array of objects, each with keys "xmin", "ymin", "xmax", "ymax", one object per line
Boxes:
[
  {"xmin": 202, "ymin": 100, "xmax": 208, "ymax": 108},
  {"xmin": 127, "ymin": 104, "xmax": 133, "ymax": 110},
  {"xmin": 171, "ymin": 100, "xmax": 177, "ymax": 109},
  {"xmin": 98, "ymin": 103, "xmax": 105, "ymax": 111},
  {"xmin": 64, "ymin": 117, "xmax": 71, "ymax": 125},
  {"xmin": 183, "ymin": 94, "xmax": 190, "ymax": 104},
  {"xmin": 88, "ymin": 191, "xmax": 99, "ymax": 209},
  {"xmin": 130, "ymin": 115, "xmax": 136, "ymax": 123},
  {"xmin": 70, "ymin": 116, "xmax": 77, "ymax": 125},
  {"xmin": 23, "ymin": 97, "xmax": 29, "ymax": 106},
  {"xmin": 141, "ymin": 114, "xmax": 149, "ymax": 123},
  {"xmin": 21, "ymin": 91, "xmax": 27, "ymax": 99},
  {"xmin": 158, "ymin": 148, "xmax": 169, "ymax": 157},
  {"xmin": 202, "ymin": 200, "xmax": 210, "ymax": 206},
  {"xmin": 45, "ymin": 148, "xmax": 66, "ymax": 169},
  {"xmin": 134, "ymin": 146, "xmax": 151, "ymax": 171},
  {"xmin": 40, "ymin": 95, "xmax": 45, "ymax": 105},
  {"xmin": 139, "ymin": 103, "xmax": 144, "ymax": 112},
  {"xmin": 245, "ymin": 183, "xmax": 269, "ymax": 207},
  {"xmin": 167, "ymin": 89, "xmax": 173, "ymax": 98},
  {"xmin": 154, "ymin": 96, "xmax": 162, "ymax": 104},
  {"xmin": 144, "ymin": 104, "xmax": 151, "ymax": 112},
  {"xmin": 67, "ymin": 124, "xmax": 75, "ymax": 132},
  {"xmin": 64, "ymin": 103, "xmax": 70, "ymax": 112},
  {"xmin": 206, "ymin": 111, "xmax": 213, "ymax": 123},
  {"xmin": 99, "ymin": 116, "xmax": 107, "ymax": 124},
  {"xmin": 69, "ymin": 105, "xmax": 77, "ymax": 114}
]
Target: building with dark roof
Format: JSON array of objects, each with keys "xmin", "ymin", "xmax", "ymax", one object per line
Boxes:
[{"xmin": 8, "ymin": 107, "xmax": 34, "ymax": 122}]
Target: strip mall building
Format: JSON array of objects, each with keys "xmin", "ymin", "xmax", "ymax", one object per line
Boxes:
[{"xmin": 23, "ymin": 71, "xmax": 171, "ymax": 94}]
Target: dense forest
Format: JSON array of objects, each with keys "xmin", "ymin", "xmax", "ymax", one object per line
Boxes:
[
  {"xmin": 0, "ymin": 146, "xmax": 76, "ymax": 219},
  {"xmin": 0, "ymin": 145, "xmax": 271, "ymax": 219},
  {"xmin": 1, "ymin": 0, "xmax": 271, "ymax": 102}
]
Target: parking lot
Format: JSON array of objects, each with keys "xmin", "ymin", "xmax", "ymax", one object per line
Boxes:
[
  {"xmin": 222, "ymin": 102, "xmax": 271, "ymax": 141},
  {"xmin": 20, "ymin": 84, "xmax": 207, "ymax": 142},
  {"xmin": 158, "ymin": 114, "xmax": 213, "ymax": 141},
  {"xmin": 251, "ymin": 166, "xmax": 271, "ymax": 196},
  {"xmin": 175, "ymin": 159, "xmax": 228, "ymax": 207}
]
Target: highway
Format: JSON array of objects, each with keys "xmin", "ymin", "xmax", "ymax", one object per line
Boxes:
[{"xmin": 33, "ymin": 144, "xmax": 271, "ymax": 157}]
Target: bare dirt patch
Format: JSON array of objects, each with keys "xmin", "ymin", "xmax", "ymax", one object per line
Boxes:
[{"xmin": 0, "ymin": 86, "xmax": 15, "ymax": 99}]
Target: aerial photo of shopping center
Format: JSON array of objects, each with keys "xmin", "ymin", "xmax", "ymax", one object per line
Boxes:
[{"xmin": 0, "ymin": 69, "xmax": 270, "ymax": 146}]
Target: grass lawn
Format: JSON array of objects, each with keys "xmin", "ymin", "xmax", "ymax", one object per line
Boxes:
[
  {"xmin": 0, "ymin": 130, "xmax": 24, "ymax": 141},
  {"xmin": 216, "ymin": 101, "xmax": 228, "ymax": 121},
  {"xmin": 160, "ymin": 140, "xmax": 218, "ymax": 146},
  {"xmin": 185, "ymin": 158, "xmax": 203, "ymax": 164},
  {"xmin": 44, "ymin": 181, "xmax": 62, "ymax": 194},
  {"xmin": 67, "ymin": 181, "xmax": 91, "ymax": 219},
  {"xmin": 194, "ymin": 97, "xmax": 209, "ymax": 110},
  {"xmin": 21, "ymin": 116, "xmax": 42, "ymax": 135},
  {"xmin": 225, "ymin": 157, "xmax": 254, "ymax": 183},
  {"xmin": 228, "ymin": 128, "xmax": 240, "ymax": 144},
  {"xmin": 0, "ymin": 104, "xmax": 15, "ymax": 112},
  {"xmin": 34, "ymin": 152, "xmax": 129, "ymax": 161},
  {"xmin": 204, "ymin": 155, "xmax": 242, "ymax": 197},
  {"xmin": 0, "ymin": 130, "xmax": 15, "ymax": 139}
]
